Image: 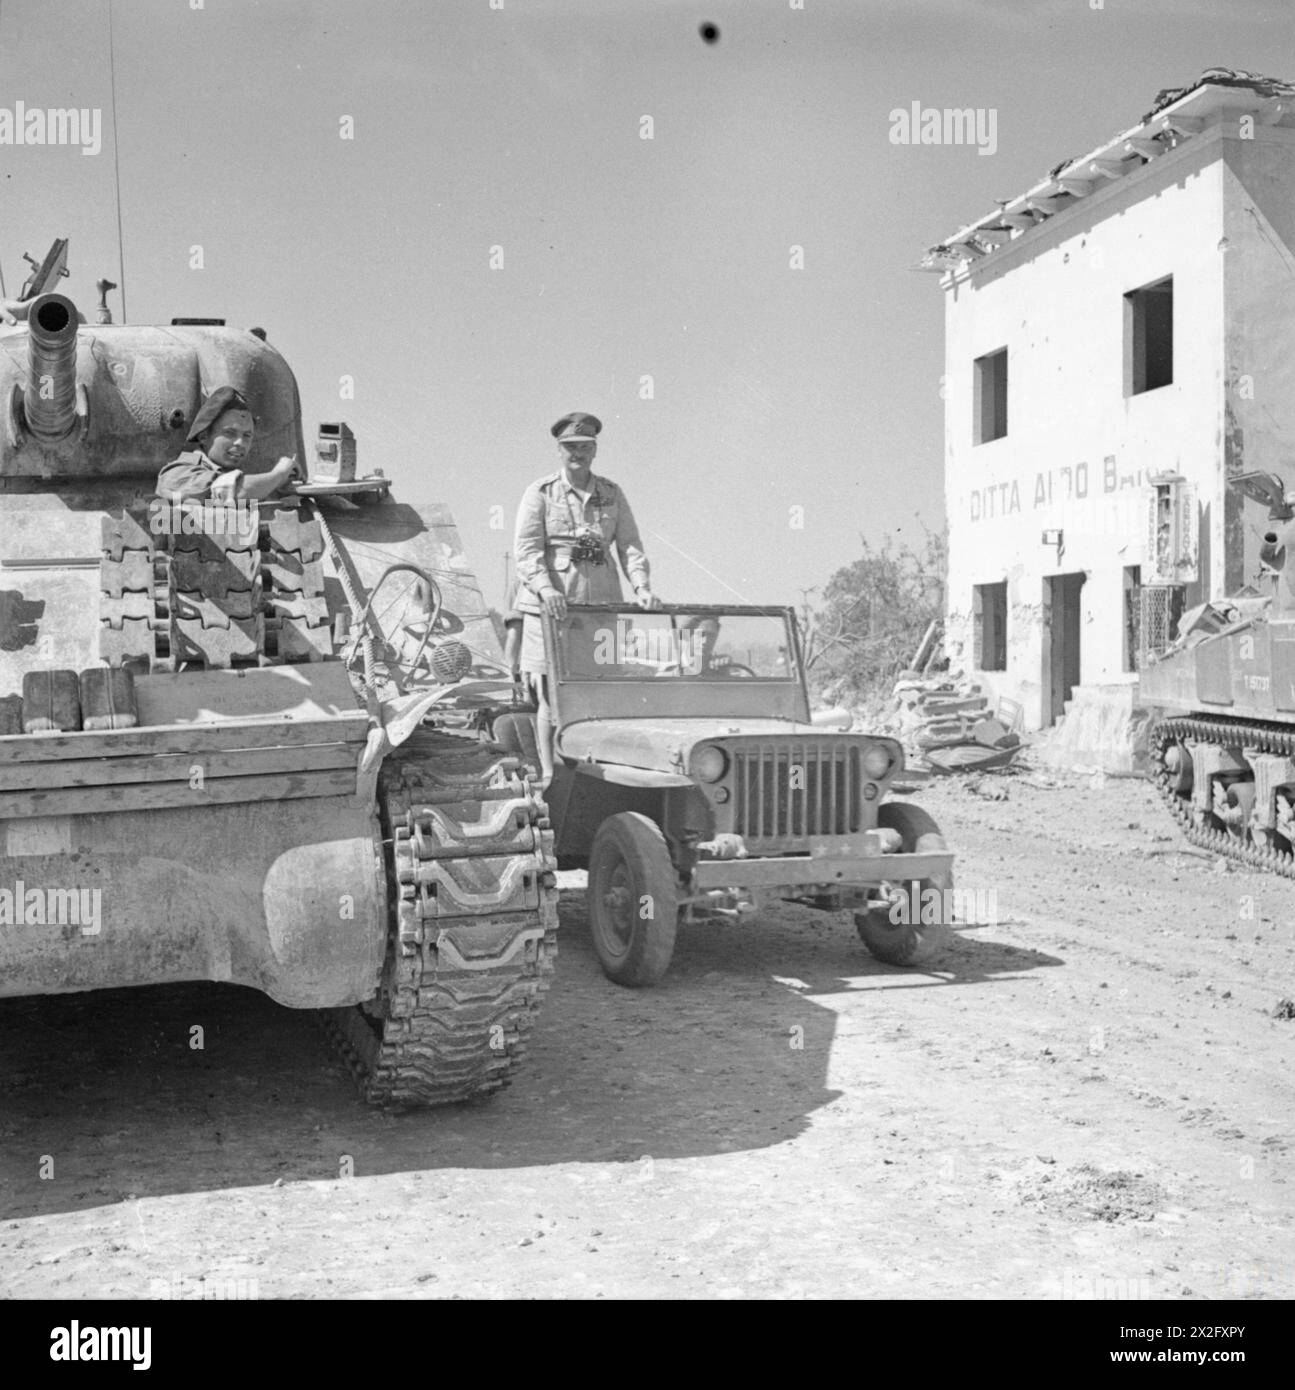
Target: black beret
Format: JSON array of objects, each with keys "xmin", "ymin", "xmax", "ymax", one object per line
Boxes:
[{"xmin": 186, "ymin": 386, "xmax": 252, "ymax": 444}]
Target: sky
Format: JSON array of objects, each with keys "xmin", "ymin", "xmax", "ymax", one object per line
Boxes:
[{"xmin": 1, "ymin": 0, "xmax": 1292, "ymax": 612}]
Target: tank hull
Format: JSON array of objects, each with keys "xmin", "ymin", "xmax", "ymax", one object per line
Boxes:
[
  {"xmin": 1139, "ymin": 616, "xmax": 1295, "ymax": 720},
  {"xmin": 0, "ymin": 796, "xmax": 385, "ymax": 1008},
  {"xmin": 0, "ymin": 664, "xmax": 383, "ymax": 1006}
]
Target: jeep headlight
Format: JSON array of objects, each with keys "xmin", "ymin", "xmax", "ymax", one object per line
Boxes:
[
  {"xmin": 693, "ymin": 745, "xmax": 728, "ymax": 783},
  {"xmin": 862, "ymin": 744, "xmax": 893, "ymax": 780}
]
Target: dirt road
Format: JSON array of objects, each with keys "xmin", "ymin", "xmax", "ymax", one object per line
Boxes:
[{"xmin": 2, "ymin": 771, "xmax": 1292, "ymax": 1299}]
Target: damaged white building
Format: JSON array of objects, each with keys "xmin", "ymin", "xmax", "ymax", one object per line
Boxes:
[{"xmin": 925, "ymin": 68, "xmax": 1295, "ymax": 767}]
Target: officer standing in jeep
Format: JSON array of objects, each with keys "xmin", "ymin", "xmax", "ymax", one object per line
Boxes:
[{"xmin": 514, "ymin": 411, "xmax": 660, "ymax": 782}]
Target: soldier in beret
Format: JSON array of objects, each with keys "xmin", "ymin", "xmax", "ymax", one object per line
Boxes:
[
  {"xmin": 156, "ymin": 386, "xmax": 299, "ymax": 503},
  {"xmin": 514, "ymin": 412, "xmax": 660, "ymax": 782}
]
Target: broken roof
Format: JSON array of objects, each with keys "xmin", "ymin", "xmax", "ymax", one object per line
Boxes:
[{"xmin": 922, "ymin": 68, "xmax": 1295, "ymax": 276}]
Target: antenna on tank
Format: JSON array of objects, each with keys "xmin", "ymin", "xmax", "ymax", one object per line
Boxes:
[
  {"xmin": 107, "ymin": 0, "xmax": 128, "ymax": 322},
  {"xmin": 0, "ymin": 3, "xmax": 5, "ymax": 299}
]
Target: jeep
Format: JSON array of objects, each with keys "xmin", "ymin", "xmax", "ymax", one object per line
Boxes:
[{"xmin": 492, "ymin": 603, "xmax": 955, "ymax": 986}]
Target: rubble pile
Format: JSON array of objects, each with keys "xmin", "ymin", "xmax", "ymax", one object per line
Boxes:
[{"xmin": 892, "ymin": 674, "xmax": 1023, "ymax": 774}]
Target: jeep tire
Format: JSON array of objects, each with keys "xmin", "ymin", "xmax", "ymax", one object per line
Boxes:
[
  {"xmin": 587, "ymin": 812, "xmax": 679, "ymax": 987},
  {"xmin": 854, "ymin": 802, "xmax": 951, "ymax": 967}
]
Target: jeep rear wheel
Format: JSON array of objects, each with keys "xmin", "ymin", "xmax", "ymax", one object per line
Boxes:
[
  {"xmin": 588, "ymin": 812, "xmax": 679, "ymax": 987},
  {"xmin": 855, "ymin": 802, "xmax": 951, "ymax": 967}
]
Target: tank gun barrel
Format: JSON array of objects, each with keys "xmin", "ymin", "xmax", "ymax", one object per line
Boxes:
[{"xmin": 24, "ymin": 293, "xmax": 80, "ymax": 441}]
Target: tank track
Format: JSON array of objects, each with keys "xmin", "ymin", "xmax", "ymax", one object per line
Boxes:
[
  {"xmin": 320, "ymin": 729, "xmax": 558, "ymax": 1106},
  {"xmin": 1150, "ymin": 714, "xmax": 1295, "ymax": 879}
]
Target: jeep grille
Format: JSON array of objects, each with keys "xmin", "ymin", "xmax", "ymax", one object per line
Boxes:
[{"xmin": 730, "ymin": 739, "xmax": 863, "ymax": 851}]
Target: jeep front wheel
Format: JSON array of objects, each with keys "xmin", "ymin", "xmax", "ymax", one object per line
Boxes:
[
  {"xmin": 587, "ymin": 812, "xmax": 679, "ymax": 987},
  {"xmin": 854, "ymin": 802, "xmax": 951, "ymax": 967}
]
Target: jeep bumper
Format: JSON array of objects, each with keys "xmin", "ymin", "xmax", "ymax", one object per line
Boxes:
[{"xmin": 689, "ymin": 833, "xmax": 953, "ymax": 897}]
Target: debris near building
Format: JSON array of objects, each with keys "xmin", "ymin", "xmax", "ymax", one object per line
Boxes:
[
  {"xmin": 893, "ymin": 675, "xmax": 1023, "ymax": 774},
  {"xmin": 890, "ymin": 621, "xmax": 1023, "ymax": 774}
]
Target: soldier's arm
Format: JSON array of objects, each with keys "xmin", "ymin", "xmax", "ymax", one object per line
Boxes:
[
  {"xmin": 612, "ymin": 488, "xmax": 655, "ymax": 603},
  {"xmin": 515, "ymin": 487, "xmax": 557, "ymax": 599},
  {"xmin": 237, "ymin": 457, "xmax": 298, "ymax": 499},
  {"xmin": 517, "ymin": 486, "xmax": 569, "ymax": 618}
]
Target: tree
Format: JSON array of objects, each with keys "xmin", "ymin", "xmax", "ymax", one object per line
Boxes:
[{"xmin": 806, "ymin": 524, "xmax": 946, "ymax": 704}]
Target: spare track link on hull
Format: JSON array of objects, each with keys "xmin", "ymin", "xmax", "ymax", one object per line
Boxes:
[
  {"xmin": 1150, "ymin": 714, "xmax": 1295, "ymax": 879},
  {"xmin": 321, "ymin": 731, "xmax": 558, "ymax": 1106},
  {"xmin": 99, "ymin": 502, "xmax": 332, "ymax": 670}
]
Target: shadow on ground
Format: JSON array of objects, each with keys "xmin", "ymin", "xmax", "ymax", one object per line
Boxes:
[{"xmin": 0, "ymin": 887, "xmax": 1061, "ymax": 1220}]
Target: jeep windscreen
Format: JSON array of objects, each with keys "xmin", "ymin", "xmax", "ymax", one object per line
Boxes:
[
  {"xmin": 547, "ymin": 604, "xmax": 810, "ymax": 726},
  {"xmin": 557, "ymin": 609, "xmax": 795, "ymax": 681}
]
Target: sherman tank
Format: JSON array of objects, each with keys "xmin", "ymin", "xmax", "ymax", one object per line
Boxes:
[
  {"xmin": 1141, "ymin": 469, "xmax": 1295, "ymax": 876},
  {"xmin": 0, "ymin": 240, "xmax": 556, "ymax": 1105}
]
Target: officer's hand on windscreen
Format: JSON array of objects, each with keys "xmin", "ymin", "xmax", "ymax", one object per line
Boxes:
[
  {"xmin": 540, "ymin": 588, "xmax": 568, "ymax": 620},
  {"xmin": 635, "ymin": 586, "xmax": 661, "ymax": 612}
]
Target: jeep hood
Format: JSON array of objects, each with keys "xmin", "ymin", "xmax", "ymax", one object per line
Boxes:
[{"xmin": 557, "ymin": 718, "xmax": 868, "ymax": 776}]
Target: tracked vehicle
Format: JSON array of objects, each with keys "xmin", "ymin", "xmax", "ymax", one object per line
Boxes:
[
  {"xmin": 0, "ymin": 241, "xmax": 555, "ymax": 1105},
  {"xmin": 1142, "ymin": 470, "xmax": 1295, "ymax": 877}
]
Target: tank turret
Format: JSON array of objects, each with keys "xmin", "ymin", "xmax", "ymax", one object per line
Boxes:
[{"xmin": 1, "ymin": 303, "xmax": 303, "ymax": 481}]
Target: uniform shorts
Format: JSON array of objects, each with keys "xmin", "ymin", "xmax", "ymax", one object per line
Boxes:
[{"xmin": 519, "ymin": 612, "xmax": 547, "ymax": 675}]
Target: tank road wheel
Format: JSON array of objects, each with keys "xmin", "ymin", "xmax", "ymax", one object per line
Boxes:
[
  {"xmin": 588, "ymin": 812, "xmax": 679, "ymax": 987},
  {"xmin": 854, "ymin": 802, "xmax": 952, "ymax": 967},
  {"xmin": 1161, "ymin": 736, "xmax": 1193, "ymax": 797},
  {"xmin": 1151, "ymin": 715, "xmax": 1295, "ymax": 878}
]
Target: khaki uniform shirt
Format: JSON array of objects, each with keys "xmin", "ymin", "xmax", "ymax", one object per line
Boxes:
[
  {"xmin": 155, "ymin": 449, "xmax": 241, "ymax": 503},
  {"xmin": 156, "ymin": 451, "xmax": 292, "ymax": 504},
  {"xmin": 513, "ymin": 470, "xmax": 650, "ymax": 615}
]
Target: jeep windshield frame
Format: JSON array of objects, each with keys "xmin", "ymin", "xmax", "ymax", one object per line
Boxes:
[{"xmin": 543, "ymin": 603, "xmax": 810, "ymax": 728}]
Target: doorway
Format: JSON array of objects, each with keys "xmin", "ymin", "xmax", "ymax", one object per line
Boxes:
[{"xmin": 1043, "ymin": 572, "xmax": 1085, "ymax": 726}]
